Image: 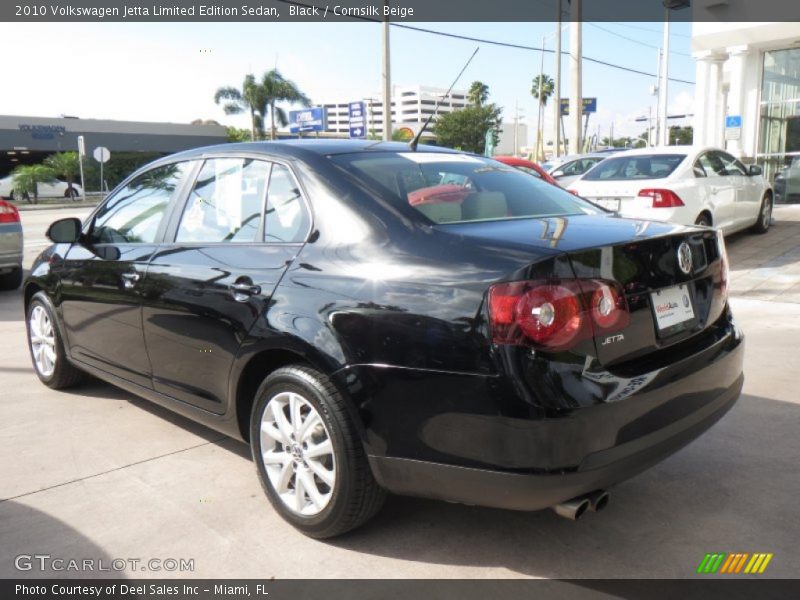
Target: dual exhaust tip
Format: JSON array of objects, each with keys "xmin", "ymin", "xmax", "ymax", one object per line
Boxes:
[{"xmin": 552, "ymin": 490, "xmax": 609, "ymax": 521}]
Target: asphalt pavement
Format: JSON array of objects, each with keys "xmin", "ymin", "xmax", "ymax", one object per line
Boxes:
[{"xmin": 0, "ymin": 206, "xmax": 798, "ymax": 579}]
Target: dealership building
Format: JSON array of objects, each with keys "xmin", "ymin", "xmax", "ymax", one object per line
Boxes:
[
  {"xmin": 0, "ymin": 115, "xmax": 227, "ymax": 177},
  {"xmin": 692, "ymin": 22, "xmax": 800, "ymax": 195}
]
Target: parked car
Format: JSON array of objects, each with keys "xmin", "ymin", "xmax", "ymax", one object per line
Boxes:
[
  {"xmin": 0, "ymin": 175, "xmax": 83, "ymax": 201},
  {"xmin": 544, "ymin": 153, "xmax": 611, "ymax": 188},
  {"xmin": 25, "ymin": 141, "xmax": 743, "ymax": 537},
  {"xmin": 568, "ymin": 146, "xmax": 772, "ymax": 235},
  {"xmin": 494, "ymin": 156, "xmax": 560, "ymax": 186},
  {"xmin": 0, "ymin": 199, "xmax": 23, "ymax": 290},
  {"xmin": 773, "ymin": 156, "xmax": 800, "ymax": 204}
]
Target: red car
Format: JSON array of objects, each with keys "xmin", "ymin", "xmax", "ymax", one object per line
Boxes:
[{"xmin": 495, "ymin": 156, "xmax": 560, "ymax": 187}]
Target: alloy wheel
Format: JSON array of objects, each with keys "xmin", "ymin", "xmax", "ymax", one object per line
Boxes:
[
  {"xmin": 29, "ymin": 305, "xmax": 56, "ymax": 377},
  {"xmin": 259, "ymin": 391, "xmax": 336, "ymax": 517},
  {"xmin": 761, "ymin": 197, "xmax": 772, "ymax": 229}
]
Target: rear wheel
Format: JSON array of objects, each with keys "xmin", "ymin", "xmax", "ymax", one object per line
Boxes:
[
  {"xmin": 26, "ymin": 292, "xmax": 84, "ymax": 389},
  {"xmin": 751, "ymin": 193, "xmax": 772, "ymax": 234},
  {"xmin": 0, "ymin": 267, "xmax": 22, "ymax": 291},
  {"xmin": 64, "ymin": 187, "xmax": 79, "ymax": 200},
  {"xmin": 250, "ymin": 365, "xmax": 385, "ymax": 538},
  {"xmin": 695, "ymin": 212, "xmax": 712, "ymax": 227}
]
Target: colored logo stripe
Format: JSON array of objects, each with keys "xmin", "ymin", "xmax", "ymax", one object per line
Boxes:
[{"xmin": 697, "ymin": 552, "xmax": 773, "ymax": 574}]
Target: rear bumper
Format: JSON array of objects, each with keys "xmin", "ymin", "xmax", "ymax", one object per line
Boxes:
[
  {"xmin": 369, "ymin": 373, "xmax": 741, "ymax": 511},
  {"xmin": 355, "ymin": 315, "xmax": 744, "ymax": 511}
]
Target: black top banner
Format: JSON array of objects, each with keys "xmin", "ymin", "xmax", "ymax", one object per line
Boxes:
[{"xmin": 4, "ymin": 0, "xmax": 800, "ymax": 22}]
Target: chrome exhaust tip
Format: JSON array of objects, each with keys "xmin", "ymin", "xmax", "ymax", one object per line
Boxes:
[
  {"xmin": 552, "ymin": 497, "xmax": 591, "ymax": 521},
  {"xmin": 586, "ymin": 490, "xmax": 610, "ymax": 512}
]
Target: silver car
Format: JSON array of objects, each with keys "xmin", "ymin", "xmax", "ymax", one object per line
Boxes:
[{"xmin": 0, "ymin": 199, "xmax": 23, "ymax": 290}]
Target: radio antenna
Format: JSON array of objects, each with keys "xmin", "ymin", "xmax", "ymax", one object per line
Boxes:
[{"xmin": 409, "ymin": 47, "xmax": 480, "ymax": 151}]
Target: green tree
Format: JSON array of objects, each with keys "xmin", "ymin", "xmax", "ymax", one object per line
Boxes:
[
  {"xmin": 44, "ymin": 152, "xmax": 81, "ymax": 198},
  {"xmin": 467, "ymin": 81, "xmax": 490, "ymax": 107},
  {"xmin": 226, "ymin": 127, "xmax": 253, "ymax": 142},
  {"xmin": 531, "ymin": 74, "xmax": 555, "ymax": 106},
  {"xmin": 11, "ymin": 165, "xmax": 56, "ymax": 204},
  {"xmin": 214, "ymin": 74, "xmax": 265, "ymax": 141},
  {"xmin": 669, "ymin": 125, "xmax": 693, "ymax": 145},
  {"xmin": 260, "ymin": 68, "xmax": 312, "ymax": 140},
  {"xmin": 434, "ymin": 104, "xmax": 503, "ymax": 154}
]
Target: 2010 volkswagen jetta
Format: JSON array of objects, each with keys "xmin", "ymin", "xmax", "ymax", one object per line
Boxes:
[{"xmin": 24, "ymin": 141, "xmax": 744, "ymax": 538}]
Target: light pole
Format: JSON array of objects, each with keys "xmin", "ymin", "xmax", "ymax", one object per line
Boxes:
[
  {"xmin": 568, "ymin": 0, "xmax": 582, "ymax": 155},
  {"xmin": 382, "ymin": 2, "xmax": 392, "ymax": 141},
  {"xmin": 659, "ymin": 0, "xmax": 691, "ymax": 146},
  {"xmin": 553, "ymin": 0, "xmax": 562, "ymax": 159}
]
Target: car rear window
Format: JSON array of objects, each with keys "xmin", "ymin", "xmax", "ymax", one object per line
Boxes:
[
  {"xmin": 581, "ymin": 154, "xmax": 686, "ymax": 181},
  {"xmin": 330, "ymin": 152, "xmax": 602, "ymax": 224}
]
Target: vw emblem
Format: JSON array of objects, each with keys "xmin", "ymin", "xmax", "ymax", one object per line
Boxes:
[{"xmin": 677, "ymin": 242, "xmax": 693, "ymax": 275}]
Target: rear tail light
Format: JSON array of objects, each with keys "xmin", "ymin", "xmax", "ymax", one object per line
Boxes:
[
  {"xmin": 638, "ymin": 188, "xmax": 685, "ymax": 208},
  {"xmin": 0, "ymin": 200, "xmax": 19, "ymax": 224},
  {"xmin": 488, "ymin": 278, "xmax": 630, "ymax": 351},
  {"xmin": 716, "ymin": 229, "xmax": 729, "ymax": 301}
]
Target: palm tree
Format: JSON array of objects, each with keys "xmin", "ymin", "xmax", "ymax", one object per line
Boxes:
[
  {"xmin": 44, "ymin": 152, "xmax": 81, "ymax": 198},
  {"xmin": 531, "ymin": 74, "xmax": 555, "ymax": 106},
  {"xmin": 260, "ymin": 69, "xmax": 311, "ymax": 140},
  {"xmin": 467, "ymin": 81, "xmax": 489, "ymax": 107},
  {"xmin": 12, "ymin": 165, "xmax": 56, "ymax": 204},
  {"xmin": 214, "ymin": 74, "xmax": 264, "ymax": 141}
]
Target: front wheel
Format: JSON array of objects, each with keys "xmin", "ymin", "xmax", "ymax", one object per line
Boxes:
[
  {"xmin": 26, "ymin": 292, "xmax": 84, "ymax": 389},
  {"xmin": 64, "ymin": 188, "xmax": 79, "ymax": 200},
  {"xmin": 751, "ymin": 194, "xmax": 772, "ymax": 234},
  {"xmin": 250, "ymin": 365, "xmax": 385, "ymax": 538}
]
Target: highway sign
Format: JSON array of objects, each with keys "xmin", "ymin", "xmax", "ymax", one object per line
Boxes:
[
  {"xmin": 560, "ymin": 98, "xmax": 597, "ymax": 116},
  {"xmin": 289, "ymin": 107, "xmax": 327, "ymax": 134},
  {"xmin": 349, "ymin": 101, "xmax": 367, "ymax": 139}
]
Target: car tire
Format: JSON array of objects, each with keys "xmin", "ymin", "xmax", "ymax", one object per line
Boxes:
[
  {"xmin": 751, "ymin": 193, "xmax": 772, "ymax": 234},
  {"xmin": 26, "ymin": 292, "xmax": 85, "ymax": 389},
  {"xmin": 0, "ymin": 267, "xmax": 22, "ymax": 291},
  {"xmin": 64, "ymin": 188, "xmax": 79, "ymax": 200},
  {"xmin": 250, "ymin": 365, "xmax": 386, "ymax": 538},
  {"xmin": 695, "ymin": 213, "xmax": 712, "ymax": 227}
]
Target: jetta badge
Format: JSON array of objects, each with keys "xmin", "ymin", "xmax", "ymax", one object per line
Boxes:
[{"xmin": 677, "ymin": 242, "xmax": 693, "ymax": 275}]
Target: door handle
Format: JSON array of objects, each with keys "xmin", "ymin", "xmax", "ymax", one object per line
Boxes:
[
  {"xmin": 120, "ymin": 271, "xmax": 141, "ymax": 289},
  {"xmin": 230, "ymin": 281, "xmax": 261, "ymax": 302}
]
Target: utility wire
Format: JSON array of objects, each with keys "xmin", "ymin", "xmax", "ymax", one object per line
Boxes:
[
  {"xmin": 391, "ymin": 23, "xmax": 695, "ymax": 85},
  {"xmin": 586, "ymin": 22, "xmax": 692, "ymax": 57}
]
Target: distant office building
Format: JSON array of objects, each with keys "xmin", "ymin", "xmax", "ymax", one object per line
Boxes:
[
  {"xmin": 692, "ymin": 22, "xmax": 800, "ymax": 192},
  {"xmin": 322, "ymin": 85, "xmax": 469, "ymax": 137}
]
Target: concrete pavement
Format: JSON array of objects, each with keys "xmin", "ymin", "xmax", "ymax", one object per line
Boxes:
[{"xmin": 1, "ymin": 207, "xmax": 799, "ymax": 579}]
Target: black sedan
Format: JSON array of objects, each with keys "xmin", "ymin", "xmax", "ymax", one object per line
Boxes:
[{"xmin": 24, "ymin": 141, "xmax": 743, "ymax": 538}]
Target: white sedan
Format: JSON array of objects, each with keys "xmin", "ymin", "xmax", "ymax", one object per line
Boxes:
[
  {"xmin": 0, "ymin": 176, "xmax": 83, "ymax": 200},
  {"xmin": 567, "ymin": 146, "xmax": 773, "ymax": 235}
]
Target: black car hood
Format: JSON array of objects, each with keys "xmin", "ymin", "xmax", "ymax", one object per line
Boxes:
[{"xmin": 437, "ymin": 214, "xmax": 697, "ymax": 253}]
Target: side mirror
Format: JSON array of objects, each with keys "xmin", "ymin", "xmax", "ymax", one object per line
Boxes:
[
  {"xmin": 749, "ymin": 165, "xmax": 763, "ymax": 177},
  {"xmin": 552, "ymin": 169, "xmax": 565, "ymax": 178},
  {"xmin": 46, "ymin": 218, "xmax": 82, "ymax": 243}
]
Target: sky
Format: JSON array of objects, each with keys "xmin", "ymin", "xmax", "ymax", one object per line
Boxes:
[{"xmin": 1, "ymin": 20, "xmax": 695, "ymax": 145}]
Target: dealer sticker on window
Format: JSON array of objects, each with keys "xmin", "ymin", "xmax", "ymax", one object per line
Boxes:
[{"xmin": 651, "ymin": 284, "xmax": 695, "ymax": 331}]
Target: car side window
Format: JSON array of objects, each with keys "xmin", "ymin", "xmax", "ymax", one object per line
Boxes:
[
  {"xmin": 264, "ymin": 164, "xmax": 310, "ymax": 243},
  {"xmin": 693, "ymin": 158, "xmax": 707, "ymax": 178},
  {"xmin": 698, "ymin": 153, "xmax": 727, "ymax": 177},
  {"xmin": 715, "ymin": 151, "xmax": 748, "ymax": 176},
  {"xmin": 175, "ymin": 158, "xmax": 270, "ymax": 243},
  {"xmin": 90, "ymin": 162, "xmax": 190, "ymax": 244}
]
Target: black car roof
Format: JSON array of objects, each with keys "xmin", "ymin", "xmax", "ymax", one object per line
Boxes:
[{"xmin": 165, "ymin": 139, "xmax": 463, "ymax": 163}]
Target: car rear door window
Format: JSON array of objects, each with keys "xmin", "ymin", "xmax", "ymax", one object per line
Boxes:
[
  {"xmin": 90, "ymin": 162, "xmax": 190, "ymax": 244},
  {"xmin": 176, "ymin": 158, "xmax": 270, "ymax": 243},
  {"xmin": 715, "ymin": 151, "xmax": 748, "ymax": 176},
  {"xmin": 264, "ymin": 164, "xmax": 310, "ymax": 243}
]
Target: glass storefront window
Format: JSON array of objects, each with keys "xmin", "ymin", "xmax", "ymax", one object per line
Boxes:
[{"xmin": 759, "ymin": 48, "xmax": 800, "ymax": 203}]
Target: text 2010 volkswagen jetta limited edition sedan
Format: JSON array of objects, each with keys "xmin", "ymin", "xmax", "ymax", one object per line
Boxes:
[{"xmin": 25, "ymin": 141, "xmax": 743, "ymax": 537}]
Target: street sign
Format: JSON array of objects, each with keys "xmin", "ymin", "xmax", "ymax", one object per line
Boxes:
[
  {"xmin": 725, "ymin": 115, "xmax": 742, "ymax": 141},
  {"xmin": 560, "ymin": 98, "xmax": 597, "ymax": 116},
  {"xmin": 289, "ymin": 107, "xmax": 327, "ymax": 134},
  {"xmin": 725, "ymin": 115, "xmax": 742, "ymax": 129},
  {"xmin": 93, "ymin": 146, "xmax": 111, "ymax": 163},
  {"xmin": 77, "ymin": 135, "xmax": 86, "ymax": 157},
  {"xmin": 348, "ymin": 101, "xmax": 367, "ymax": 139}
]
